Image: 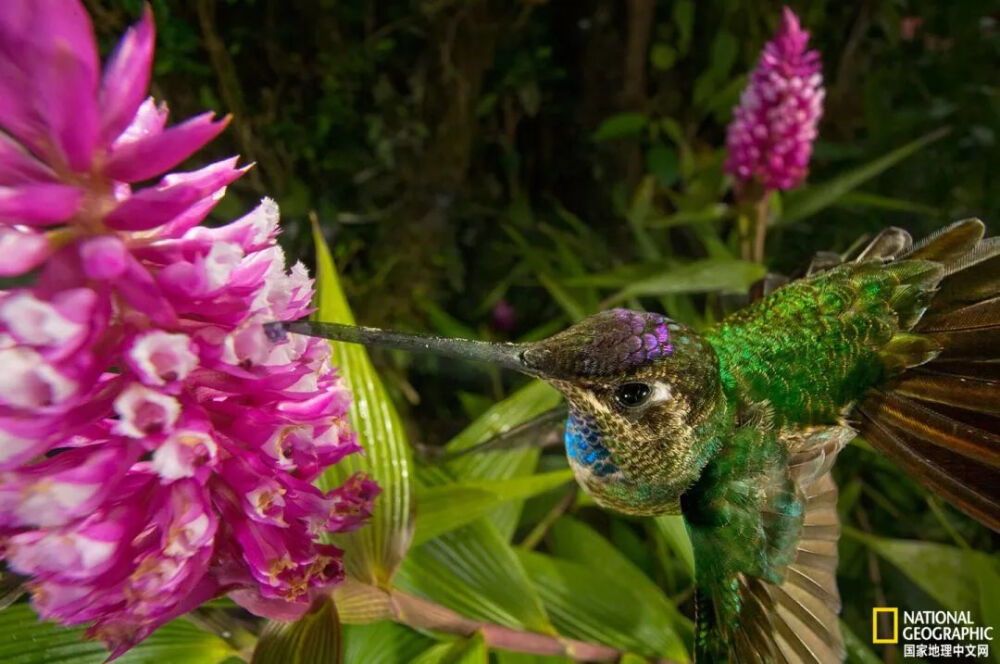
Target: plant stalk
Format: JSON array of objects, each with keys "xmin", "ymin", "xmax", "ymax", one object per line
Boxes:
[{"xmin": 389, "ymin": 588, "xmax": 680, "ymax": 663}]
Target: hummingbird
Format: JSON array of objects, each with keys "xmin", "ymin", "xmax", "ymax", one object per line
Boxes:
[{"xmin": 267, "ymin": 219, "xmax": 999, "ymax": 663}]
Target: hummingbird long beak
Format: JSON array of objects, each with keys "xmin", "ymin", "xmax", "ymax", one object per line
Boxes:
[{"xmin": 265, "ymin": 320, "xmax": 545, "ymax": 377}]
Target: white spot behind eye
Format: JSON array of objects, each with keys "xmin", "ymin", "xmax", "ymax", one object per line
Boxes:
[{"xmin": 649, "ymin": 381, "xmax": 673, "ymax": 404}]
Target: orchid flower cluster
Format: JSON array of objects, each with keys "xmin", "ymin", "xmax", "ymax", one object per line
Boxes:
[
  {"xmin": 724, "ymin": 6, "xmax": 825, "ymax": 193},
  {"xmin": 0, "ymin": 1, "xmax": 376, "ymax": 656}
]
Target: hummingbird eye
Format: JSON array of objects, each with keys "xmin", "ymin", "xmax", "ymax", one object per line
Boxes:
[{"xmin": 614, "ymin": 382, "xmax": 652, "ymax": 408}]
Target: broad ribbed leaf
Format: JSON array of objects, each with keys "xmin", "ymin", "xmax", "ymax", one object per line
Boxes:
[
  {"xmin": 413, "ymin": 470, "xmax": 574, "ymax": 546},
  {"xmin": 341, "ymin": 621, "xmax": 434, "ymax": 664},
  {"xmin": 650, "ymin": 515, "xmax": 695, "ymax": 577},
  {"xmin": 411, "ymin": 633, "xmax": 487, "ymax": 664},
  {"xmin": 546, "ymin": 518, "xmax": 691, "ymax": 653},
  {"xmin": 437, "ymin": 380, "xmax": 563, "ymax": 540},
  {"xmin": 332, "ymin": 577, "xmax": 394, "ymax": 624},
  {"xmin": 311, "ymin": 220, "xmax": 413, "ymax": 586},
  {"xmin": 252, "ymin": 597, "xmax": 341, "ymax": 664},
  {"xmin": 517, "ymin": 549, "xmax": 691, "ymax": 661},
  {"xmin": 397, "ymin": 519, "xmax": 554, "ymax": 634},
  {"xmin": 0, "ymin": 605, "xmax": 238, "ymax": 664},
  {"xmin": 781, "ymin": 127, "xmax": 950, "ymax": 224}
]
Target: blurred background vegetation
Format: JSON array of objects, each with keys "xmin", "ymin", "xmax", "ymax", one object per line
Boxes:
[{"xmin": 73, "ymin": 1, "xmax": 1000, "ymax": 662}]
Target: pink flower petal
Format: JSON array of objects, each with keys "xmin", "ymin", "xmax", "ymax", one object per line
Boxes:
[
  {"xmin": 0, "ymin": 183, "xmax": 82, "ymax": 225},
  {"xmin": 79, "ymin": 235, "xmax": 128, "ymax": 280},
  {"xmin": 104, "ymin": 112, "xmax": 230, "ymax": 183},
  {"xmin": 125, "ymin": 331, "xmax": 199, "ymax": 387},
  {"xmin": 103, "ymin": 157, "xmax": 247, "ymax": 230},
  {"xmin": 113, "ymin": 254, "xmax": 178, "ymax": 327},
  {"xmin": 184, "ymin": 197, "xmax": 279, "ymax": 251},
  {"xmin": 0, "ymin": 347, "xmax": 78, "ymax": 410},
  {"xmin": 0, "ymin": 1, "xmax": 100, "ymax": 171},
  {"xmin": 0, "ymin": 290, "xmax": 88, "ymax": 348},
  {"xmin": 99, "ymin": 6, "xmax": 155, "ymax": 145},
  {"xmin": 0, "ymin": 131, "xmax": 57, "ymax": 184},
  {"xmin": 112, "ymin": 97, "xmax": 168, "ymax": 150},
  {"xmin": 0, "ymin": 442, "xmax": 138, "ymax": 528},
  {"xmin": 112, "ymin": 383, "xmax": 180, "ymax": 438},
  {"xmin": 0, "ymin": 226, "xmax": 51, "ymax": 276}
]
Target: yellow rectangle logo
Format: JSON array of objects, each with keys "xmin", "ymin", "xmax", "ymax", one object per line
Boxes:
[{"xmin": 872, "ymin": 607, "xmax": 899, "ymax": 644}]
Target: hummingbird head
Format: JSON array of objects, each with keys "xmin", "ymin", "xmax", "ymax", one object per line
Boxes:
[
  {"xmin": 520, "ymin": 309, "xmax": 729, "ymax": 515},
  {"xmin": 271, "ymin": 308, "xmax": 730, "ymax": 516}
]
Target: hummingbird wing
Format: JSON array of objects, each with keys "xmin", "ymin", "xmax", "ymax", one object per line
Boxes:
[
  {"xmin": 688, "ymin": 426, "xmax": 851, "ymax": 663},
  {"xmin": 707, "ymin": 220, "xmax": 1000, "ymax": 532}
]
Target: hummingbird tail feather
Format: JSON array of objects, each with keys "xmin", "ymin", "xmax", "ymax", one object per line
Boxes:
[{"xmin": 855, "ymin": 219, "xmax": 1000, "ymax": 531}]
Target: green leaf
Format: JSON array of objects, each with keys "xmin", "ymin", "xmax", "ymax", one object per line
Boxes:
[
  {"xmin": 538, "ymin": 272, "xmax": 586, "ymax": 322},
  {"xmin": 672, "ymin": 0, "xmax": 695, "ymax": 55},
  {"xmin": 437, "ymin": 380, "xmax": 563, "ymax": 540},
  {"xmin": 781, "ymin": 127, "xmax": 951, "ymax": 224},
  {"xmin": 517, "ymin": 549, "xmax": 690, "ymax": 661},
  {"xmin": 252, "ymin": 597, "xmax": 341, "ymax": 664},
  {"xmin": 619, "ymin": 655, "xmax": 649, "ymax": 664},
  {"xmin": 975, "ymin": 557, "xmax": 1000, "ymax": 664},
  {"xmin": 311, "ymin": 220, "xmax": 414, "ymax": 586},
  {"xmin": 835, "ymin": 191, "xmax": 939, "ymax": 217},
  {"xmin": 411, "ymin": 633, "xmax": 487, "ymax": 664},
  {"xmin": 592, "ymin": 112, "xmax": 648, "ymax": 142},
  {"xmin": 606, "ymin": 259, "xmax": 766, "ymax": 303},
  {"xmin": 647, "ymin": 204, "xmax": 730, "ymax": 228},
  {"xmin": 646, "ymin": 145, "xmax": 679, "ymax": 187},
  {"xmin": 840, "ymin": 620, "xmax": 882, "ymax": 664},
  {"xmin": 650, "ymin": 515, "xmax": 695, "ymax": 578},
  {"xmin": 413, "ymin": 470, "xmax": 574, "ymax": 546},
  {"xmin": 0, "ymin": 605, "xmax": 238, "ymax": 664},
  {"xmin": 546, "ymin": 518, "xmax": 692, "ymax": 645},
  {"xmin": 849, "ymin": 529, "xmax": 999, "ymax": 615},
  {"xmin": 397, "ymin": 519, "xmax": 554, "ymax": 634},
  {"xmin": 341, "ymin": 620, "xmax": 434, "ymax": 664},
  {"xmin": 650, "ymin": 44, "xmax": 677, "ymax": 71}
]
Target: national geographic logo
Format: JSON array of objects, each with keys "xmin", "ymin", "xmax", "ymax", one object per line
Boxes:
[
  {"xmin": 872, "ymin": 608, "xmax": 994, "ymax": 659},
  {"xmin": 873, "ymin": 607, "xmax": 899, "ymax": 644}
]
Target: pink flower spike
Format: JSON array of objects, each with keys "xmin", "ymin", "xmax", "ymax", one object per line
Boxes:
[
  {"xmin": 99, "ymin": 6, "xmax": 155, "ymax": 144},
  {"xmin": 104, "ymin": 112, "xmax": 231, "ymax": 183},
  {"xmin": 0, "ymin": 1, "xmax": 373, "ymax": 654},
  {"xmin": 724, "ymin": 6, "xmax": 824, "ymax": 192}
]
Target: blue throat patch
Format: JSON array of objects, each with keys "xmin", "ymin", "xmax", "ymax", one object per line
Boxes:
[{"xmin": 564, "ymin": 411, "xmax": 618, "ymax": 477}]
